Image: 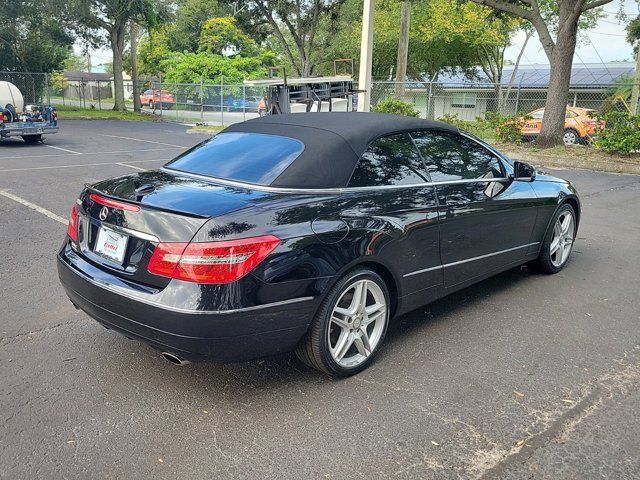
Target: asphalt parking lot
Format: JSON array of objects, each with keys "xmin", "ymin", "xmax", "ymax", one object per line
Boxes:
[{"xmin": 1, "ymin": 120, "xmax": 639, "ymax": 479}]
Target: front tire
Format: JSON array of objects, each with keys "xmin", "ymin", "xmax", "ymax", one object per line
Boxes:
[
  {"xmin": 296, "ymin": 268, "xmax": 390, "ymax": 377},
  {"xmin": 532, "ymin": 203, "xmax": 577, "ymax": 274}
]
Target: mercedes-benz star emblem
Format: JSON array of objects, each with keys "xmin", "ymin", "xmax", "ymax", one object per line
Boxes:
[{"xmin": 99, "ymin": 206, "xmax": 109, "ymax": 221}]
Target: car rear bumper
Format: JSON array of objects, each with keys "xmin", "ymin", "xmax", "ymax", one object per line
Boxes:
[{"xmin": 57, "ymin": 247, "xmax": 315, "ymax": 362}]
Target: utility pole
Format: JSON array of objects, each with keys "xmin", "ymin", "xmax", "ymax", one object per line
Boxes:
[
  {"xmin": 631, "ymin": 48, "xmax": 640, "ymax": 115},
  {"xmin": 357, "ymin": 0, "xmax": 375, "ymax": 112},
  {"xmin": 395, "ymin": 0, "xmax": 410, "ymax": 97}
]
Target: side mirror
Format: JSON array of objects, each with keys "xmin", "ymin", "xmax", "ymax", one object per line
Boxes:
[{"xmin": 513, "ymin": 161, "xmax": 536, "ymax": 182}]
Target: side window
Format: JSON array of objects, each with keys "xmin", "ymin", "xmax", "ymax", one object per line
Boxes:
[
  {"xmin": 411, "ymin": 131, "xmax": 504, "ymax": 182},
  {"xmin": 348, "ymin": 133, "xmax": 429, "ymax": 187}
]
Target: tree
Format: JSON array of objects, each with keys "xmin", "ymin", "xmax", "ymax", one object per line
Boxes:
[
  {"xmin": 325, "ymin": 0, "xmax": 511, "ymax": 81},
  {"xmin": 72, "ymin": 0, "xmax": 167, "ymax": 111},
  {"xmin": 167, "ymin": 0, "xmax": 231, "ymax": 52},
  {"xmin": 627, "ymin": 16, "xmax": 640, "ymax": 114},
  {"xmin": 198, "ymin": 17, "xmax": 256, "ymax": 55},
  {"xmin": 395, "ymin": 0, "xmax": 411, "ymax": 96},
  {"xmin": 0, "ymin": 0, "xmax": 73, "ymax": 74},
  {"xmin": 468, "ymin": 0, "xmax": 615, "ymax": 146},
  {"xmin": 229, "ymin": 0, "xmax": 346, "ymax": 76}
]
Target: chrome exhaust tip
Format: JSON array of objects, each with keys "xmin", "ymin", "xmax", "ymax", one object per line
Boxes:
[{"xmin": 161, "ymin": 352, "xmax": 191, "ymax": 366}]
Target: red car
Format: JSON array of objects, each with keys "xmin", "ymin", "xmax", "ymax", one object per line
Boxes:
[{"xmin": 140, "ymin": 89, "xmax": 175, "ymax": 110}]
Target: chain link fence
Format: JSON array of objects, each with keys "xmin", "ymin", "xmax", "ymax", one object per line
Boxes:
[
  {"xmin": 2, "ymin": 71, "xmax": 638, "ymax": 134},
  {"xmin": 371, "ymin": 80, "xmax": 638, "ymax": 118}
]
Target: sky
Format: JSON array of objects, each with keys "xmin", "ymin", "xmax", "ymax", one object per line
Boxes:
[
  {"xmin": 505, "ymin": 0, "xmax": 639, "ymax": 65},
  {"xmin": 81, "ymin": 0, "xmax": 640, "ymax": 72}
]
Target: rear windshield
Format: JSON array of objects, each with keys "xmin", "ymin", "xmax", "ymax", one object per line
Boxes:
[{"xmin": 165, "ymin": 132, "xmax": 304, "ymax": 185}]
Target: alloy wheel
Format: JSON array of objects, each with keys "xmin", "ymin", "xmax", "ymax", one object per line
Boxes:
[
  {"xmin": 328, "ymin": 279, "xmax": 387, "ymax": 368},
  {"xmin": 550, "ymin": 210, "xmax": 575, "ymax": 267}
]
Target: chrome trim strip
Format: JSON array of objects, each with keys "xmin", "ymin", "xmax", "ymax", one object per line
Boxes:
[
  {"xmin": 403, "ymin": 242, "xmax": 540, "ymax": 278},
  {"xmin": 162, "ymin": 167, "xmax": 510, "ymax": 195},
  {"xmin": 104, "ymin": 224, "xmax": 160, "ymax": 243},
  {"xmin": 60, "ymin": 258, "xmax": 314, "ymax": 315}
]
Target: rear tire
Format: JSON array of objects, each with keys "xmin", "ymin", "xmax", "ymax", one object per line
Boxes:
[
  {"xmin": 295, "ymin": 268, "xmax": 390, "ymax": 377},
  {"xmin": 531, "ymin": 203, "xmax": 577, "ymax": 274},
  {"xmin": 149, "ymin": 100, "xmax": 154, "ymax": 110},
  {"xmin": 22, "ymin": 134, "xmax": 42, "ymax": 144},
  {"xmin": 563, "ymin": 129, "xmax": 579, "ymax": 146}
]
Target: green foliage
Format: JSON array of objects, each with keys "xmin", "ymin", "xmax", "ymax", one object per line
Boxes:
[
  {"xmin": 139, "ymin": 26, "xmax": 176, "ymax": 75},
  {"xmin": 593, "ymin": 111, "xmax": 640, "ymax": 155},
  {"xmin": 372, "ymin": 98, "xmax": 420, "ymax": 117},
  {"xmin": 486, "ymin": 112, "xmax": 529, "ymax": 143},
  {"xmin": 438, "ymin": 112, "xmax": 529, "ymax": 143},
  {"xmin": 169, "ymin": 0, "xmax": 230, "ymax": 52},
  {"xmin": 160, "ymin": 50, "xmax": 276, "ymax": 85},
  {"xmin": 198, "ymin": 17, "xmax": 256, "ymax": 55},
  {"xmin": 0, "ymin": 0, "xmax": 73, "ymax": 74}
]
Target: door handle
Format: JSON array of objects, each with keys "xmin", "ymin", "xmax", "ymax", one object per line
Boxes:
[{"xmin": 445, "ymin": 195, "xmax": 468, "ymax": 207}]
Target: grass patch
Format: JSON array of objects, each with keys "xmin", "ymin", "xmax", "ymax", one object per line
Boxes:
[
  {"xmin": 187, "ymin": 124, "xmax": 224, "ymax": 135},
  {"xmin": 55, "ymin": 105, "xmax": 158, "ymax": 121},
  {"xmin": 496, "ymin": 142, "xmax": 640, "ymax": 175}
]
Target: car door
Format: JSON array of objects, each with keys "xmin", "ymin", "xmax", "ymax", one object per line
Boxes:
[
  {"xmin": 411, "ymin": 130, "xmax": 539, "ymax": 288},
  {"xmin": 341, "ymin": 133, "xmax": 442, "ymax": 296},
  {"xmin": 522, "ymin": 108, "xmax": 544, "ymax": 137}
]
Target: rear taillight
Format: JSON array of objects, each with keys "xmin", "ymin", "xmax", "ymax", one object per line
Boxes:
[
  {"xmin": 67, "ymin": 205, "xmax": 79, "ymax": 242},
  {"xmin": 147, "ymin": 235, "xmax": 281, "ymax": 284},
  {"xmin": 89, "ymin": 193, "xmax": 140, "ymax": 212}
]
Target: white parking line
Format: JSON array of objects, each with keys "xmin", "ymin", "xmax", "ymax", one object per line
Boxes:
[
  {"xmin": 0, "ymin": 190, "xmax": 67, "ymax": 225},
  {"xmin": 0, "ymin": 159, "xmax": 171, "ymax": 173},
  {"xmin": 0, "ymin": 146, "xmax": 186, "ymax": 161},
  {"xmin": 117, "ymin": 162, "xmax": 146, "ymax": 171},
  {"xmin": 99, "ymin": 134, "xmax": 186, "ymax": 148},
  {"xmin": 45, "ymin": 145, "xmax": 82, "ymax": 155}
]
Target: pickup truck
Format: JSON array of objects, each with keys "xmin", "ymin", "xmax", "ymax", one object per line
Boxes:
[{"xmin": 1, "ymin": 81, "xmax": 59, "ymax": 144}]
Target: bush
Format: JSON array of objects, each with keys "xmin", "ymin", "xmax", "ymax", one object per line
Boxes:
[
  {"xmin": 593, "ymin": 111, "xmax": 640, "ymax": 155},
  {"xmin": 372, "ymin": 98, "xmax": 420, "ymax": 117},
  {"xmin": 486, "ymin": 112, "xmax": 530, "ymax": 143}
]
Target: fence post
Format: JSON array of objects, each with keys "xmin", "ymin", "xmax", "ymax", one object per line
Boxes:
[
  {"xmin": 515, "ymin": 84, "xmax": 521, "ymax": 115},
  {"xmin": 220, "ymin": 77, "xmax": 224, "ymax": 127},
  {"xmin": 200, "ymin": 77, "xmax": 204, "ymax": 122},
  {"xmin": 159, "ymin": 73, "xmax": 163, "ymax": 120},
  {"xmin": 98, "ymin": 80, "xmax": 102, "ymax": 110},
  {"xmin": 243, "ymin": 84, "xmax": 246, "ymax": 121},
  {"xmin": 426, "ymin": 81, "xmax": 433, "ymax": 120},
  {"xmin": 45, "ymin": 73, "xmax": 50, "ymax": 105}
]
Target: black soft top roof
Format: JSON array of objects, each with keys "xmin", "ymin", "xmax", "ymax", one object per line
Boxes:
[{"xmin": 223, "ymin": 112, "xmax": 458, "ymax": 188}]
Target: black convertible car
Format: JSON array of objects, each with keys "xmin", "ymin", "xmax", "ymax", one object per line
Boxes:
[{"xmin": 58, "ymin": 113, "xmax": 580, "ymax": 377}]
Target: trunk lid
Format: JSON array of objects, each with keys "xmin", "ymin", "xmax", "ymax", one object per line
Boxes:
[{"xmin": 75, "ymin": 169, "xmax": 266, "ymax": 288}]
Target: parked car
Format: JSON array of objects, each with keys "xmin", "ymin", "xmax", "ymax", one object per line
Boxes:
[
  {"xmin": 520, "ymin": 107, "xmax": 603, "ymax": 145},
  {"xmin": 0, "ymin": 81, "xmax": 58, "ymax": 144},
  {"xmin": 58, "ymin": 113, "xmax": 580, "ymax": 377},
  {"xmin": 232, "ymin": 96, "xmax": 262, "ymax": 112},
  {"xmin": 140, "ymin": 89, "xmax": 175, "ymax": 110}
]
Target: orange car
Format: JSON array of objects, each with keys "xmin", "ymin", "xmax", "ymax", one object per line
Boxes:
[
  {"xmin": 140, "ymin": 89, "xmax": 175, "ymax": 110},
  {"xmin": 520, "ymin": 107, "xmax": 603, "ymax": 145}
]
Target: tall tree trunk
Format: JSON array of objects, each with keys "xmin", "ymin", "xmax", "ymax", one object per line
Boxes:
[
  {"xmin": 536, "ymin": 16, "xmax": 579, "ymax": 147},
  {"xmin": 130, "ymin": 22, "xmax": 141, "ymax": 113},
  {"xmin": 395, "ymin": 0, "xmax": 410, "ymax": 97},
  {"xmin": 631, "ymin": 48, "xmax": 640, "ymax": 115},
  {"xmin": 110, "ymin": 24, "xmax": 126, "ymax": 112}
]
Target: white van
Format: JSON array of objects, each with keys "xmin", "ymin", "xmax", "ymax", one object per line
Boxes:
[{"xmin": 0, "ymin": 81, "xmax": 58, "ymax": 143}]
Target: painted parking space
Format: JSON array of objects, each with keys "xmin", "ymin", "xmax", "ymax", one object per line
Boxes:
[{"xmin": 1, "ymin": 120, "xmax": 639, "ymax": 479}]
